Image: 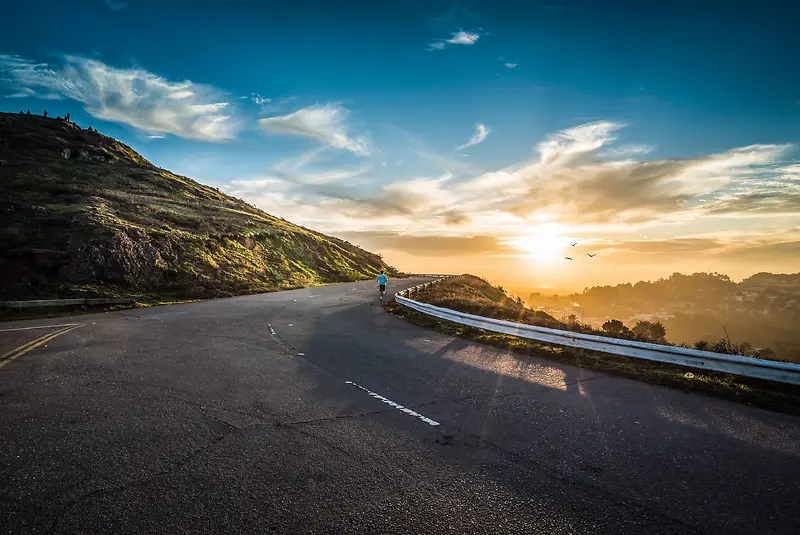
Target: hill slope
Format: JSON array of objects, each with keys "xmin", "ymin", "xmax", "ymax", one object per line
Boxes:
[{"xmin": 0, "ymin": 112, "xmax": 396, "ymax": 299}]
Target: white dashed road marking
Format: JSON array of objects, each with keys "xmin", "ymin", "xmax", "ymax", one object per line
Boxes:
[{"xmin": 345, "ymin": 381, "xmax": 440, "ymax": 427}]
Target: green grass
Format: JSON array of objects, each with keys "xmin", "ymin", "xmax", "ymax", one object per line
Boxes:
[{"xmin": 387, "ymin": 277, "xmax": 800, "ymax": 414}]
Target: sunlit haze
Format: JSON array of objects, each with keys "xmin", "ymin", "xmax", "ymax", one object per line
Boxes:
[{"xmin": 3, "ymin": 0, "xmax": 798, "ymax": 290}]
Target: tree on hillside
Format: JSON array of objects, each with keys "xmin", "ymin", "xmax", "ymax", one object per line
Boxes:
[
  {"xmin": 602, "ymin": 319, "xmax": 631, "ymax": 338},
  {"xmin": 632, "ymin": 320, "xmax": 667, "ymax": 343}
]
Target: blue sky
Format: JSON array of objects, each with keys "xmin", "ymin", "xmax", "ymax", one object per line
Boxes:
[{"xmin": 1, "ymin": 0, "xmax": 798, "ymax": 286}]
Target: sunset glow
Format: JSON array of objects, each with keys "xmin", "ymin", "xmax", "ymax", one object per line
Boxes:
[{"xmin": 508, "ymin": 225, "xmax": 570, "ymax": 263}]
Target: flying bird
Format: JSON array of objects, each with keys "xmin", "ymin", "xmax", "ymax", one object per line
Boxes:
[
  {"xmin": 570, "ymin": 243, "xmax": 577, "ymax": 247},
  {"xmin": 564, "ymin": 257, "xmax": 573, "ymax": 260},
  {"xmin": 587, "ymin": 253, "xmax": 596, "ymax": 258}
]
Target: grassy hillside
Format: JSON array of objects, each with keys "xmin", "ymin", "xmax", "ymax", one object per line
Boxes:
[
  {"xmin": 411, "ymin": 275, "xmax": 566, "ymax": 328},
  {"xmin": 0, "ymin": 112, "xmax": 397, "ymax": 300}
]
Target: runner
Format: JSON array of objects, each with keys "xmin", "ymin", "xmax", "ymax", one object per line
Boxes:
[{"xmin": 377, "ymin": 271, "xmax": 388, "ymax": 301}]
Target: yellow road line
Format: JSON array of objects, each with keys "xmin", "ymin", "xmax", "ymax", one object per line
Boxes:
[
  {"xmin": 0, "ymin": 323, "xmax": 79, "ymax": 333},
  {"xmin": 0, "ymin": 327, "xmax": 71, "ymax": 361},
  {"xmin": 0, "ymin": 324, "xmax": 82, "ymax": 369}
]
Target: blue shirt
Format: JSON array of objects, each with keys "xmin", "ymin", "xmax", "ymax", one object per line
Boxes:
[{"xmin": 377, "ymin": 274, "xmax": 387, "ymax": 285}]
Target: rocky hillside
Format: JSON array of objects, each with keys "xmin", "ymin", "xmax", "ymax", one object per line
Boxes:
[{"xmin": 0, "ymin": 111, "xmax": 397, "ymax": 300}]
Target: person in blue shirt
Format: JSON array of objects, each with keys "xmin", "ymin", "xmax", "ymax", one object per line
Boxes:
[{"xmin": 377, "ymin": 271, "xmax": 388, "ymax": 300}]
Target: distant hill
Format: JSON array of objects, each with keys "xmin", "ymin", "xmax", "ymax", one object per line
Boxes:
[
  {"xmin": 527, "ymin": 271, "xmax": 800, "ymax": 362},
  {"xmin": 0, "ymin": 111, "xmax": 397, "ymax": 299}
]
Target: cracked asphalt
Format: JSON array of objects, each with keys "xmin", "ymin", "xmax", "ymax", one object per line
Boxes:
[{"xmin": 1, "ymin": 277, "xmax": 799, "ymax": 534}]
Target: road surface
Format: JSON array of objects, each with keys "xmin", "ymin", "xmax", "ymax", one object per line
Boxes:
[{"xmin": 1, "ymin": 277, "xmax": 798, "ymax": 534}]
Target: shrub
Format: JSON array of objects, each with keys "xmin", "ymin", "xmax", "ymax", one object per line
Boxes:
[
  {"xmin": 602, "ymin": 319, "xmax": 630, "ymax": 337},
  {"xmin": 632, "ymin": 320, "xmax": 667, "ymax": 343}
]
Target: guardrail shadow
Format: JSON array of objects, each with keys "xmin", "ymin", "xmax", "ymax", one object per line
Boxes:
[{"xmin": 291, "ymin": 297, "xmax": 800, "ymax": 534}]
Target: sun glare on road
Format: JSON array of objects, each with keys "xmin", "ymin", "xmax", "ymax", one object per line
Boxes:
[{"xmin": 509, "ymin": 224, "xmax": 570, "ymax": 263}]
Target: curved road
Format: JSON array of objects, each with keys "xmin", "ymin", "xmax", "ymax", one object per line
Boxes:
[{"xmin": 1, "ymin": 277, "xmax": 798, "ymax": 534}]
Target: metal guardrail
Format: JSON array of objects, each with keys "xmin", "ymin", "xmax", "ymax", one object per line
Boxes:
[
  {"xmin": 0, "ymin": 298, "xmax": 135, "ymax": 309},
  {"xmin": 395, "ymin": 278, "xmax": 800, "ymax": 385}
]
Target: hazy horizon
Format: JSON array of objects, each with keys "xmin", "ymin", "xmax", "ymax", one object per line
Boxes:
[{"xmin": 2, "ymin": 0, "xmax": 797, "ymax": 288}]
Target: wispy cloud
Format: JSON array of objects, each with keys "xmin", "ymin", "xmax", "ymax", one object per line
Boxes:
[
  {"xmin": 147, "ymin": 135, "xmax": 165, "ymax": 139},
  {"xmin": 504, "ymin": 63, "xmax": 518, "ymax": 69},
  {"xmin": 5, "ymin": 87, "xmax": 35, "ymax": 98},
  {"xmin": 339, "ymin": 232, "xmax": 512, "ymax": 257},
  {"xmin": 105, "ymin": 0, "xmax": 128, "ymax": 11},
  {"xmin": 258, "ymin": 103, "xmax": 370, "ymax": 155},
  {"xmin": 231, "ymin": 121, "xmax": 800, "ymax": 260},
  {"xmin": 600, "ymin": 144, "xmax": 654, "ymax": 158},
  {"xmin": 239, "ymin": 93, "xmax": 273, "ymax": 110},
  {"xmin": 597, "ymin": 236, "xmax": 800, "ymax": 268},
  {"xmin": 429, "ymin": 30, "xmax": 481, "ymax": 50},
  {"xmin": 456, "ymin": 123, "xmax": 490, "ymax": 150},
  {"xmin": 0, "ymin": 54, "xmax": 237, "ymax": 141},
  {"xmin": 242, "ymin": 92, "xmax": 272, "ymax": 106},
  {"xmin": 467, "ymin": 122, "xmax": 793, "ymax": 225}
]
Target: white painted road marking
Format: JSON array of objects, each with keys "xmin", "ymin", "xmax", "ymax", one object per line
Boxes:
[
  {"xmin": 0, "ymin": 323, "xmax": 79, "ymax": 333},
  {"xmin": 268, "ymin": 324, "xmax": 277, "ymax": 336},
  {"xmin": 345, "ymin": 381, "xmax": 440, "ymax": 427}
]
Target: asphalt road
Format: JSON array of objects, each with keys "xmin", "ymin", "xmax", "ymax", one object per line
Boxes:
[{"xmin": 1, "ymin": 277, "xmax": 798, "ymax": 534}]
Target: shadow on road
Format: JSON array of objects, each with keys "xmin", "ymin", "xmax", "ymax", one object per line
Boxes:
[{"xmin": 290, "ymin": 298, "xmax": 800, "ymax": 534}]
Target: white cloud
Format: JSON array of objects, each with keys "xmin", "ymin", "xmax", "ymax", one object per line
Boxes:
[
  {"xmin": 0, "ymin": 54, "xmax": 237, "ymax": 141},
  {"xmin": 147, "ymin": 135, "xmax": 165, "ymax": 139},
  {"xmin": 429, "ymin": 30, "xmax": 480, "ymax": 50},
  {"xmin": 258, "ymin": 103, "xmax": 370, "ymax": 155},
  {"xmin": 780, "ymin": 164, "xmax": 800, "ymax": 180},
  {"xmin": 105, "ymin": 0, "xmax": 128, "ymax": 11},
  {"xmin": 456, "ymin": 123, "xmax": 490, "ymax": 151},
  {"xmin": 504, "ymin": 63, "xmax": 518, "ymax": 69},
  {"xmin": 536, "ymin": 121, "xmax": 625, "ymax": 166},
  {"xmin": 446, "ymin": 31, "xmax": 480, "ymax": 45}
]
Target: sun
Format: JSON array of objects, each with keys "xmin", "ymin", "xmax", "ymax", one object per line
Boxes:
[{"xmin": 509, "ymin": 224, "xmax": 569, "ymax": 263}]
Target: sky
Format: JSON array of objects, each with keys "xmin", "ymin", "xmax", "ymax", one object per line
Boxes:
[{"xmin": 1, "ymin": 0, "xmax": 798, "ymax": 290}]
